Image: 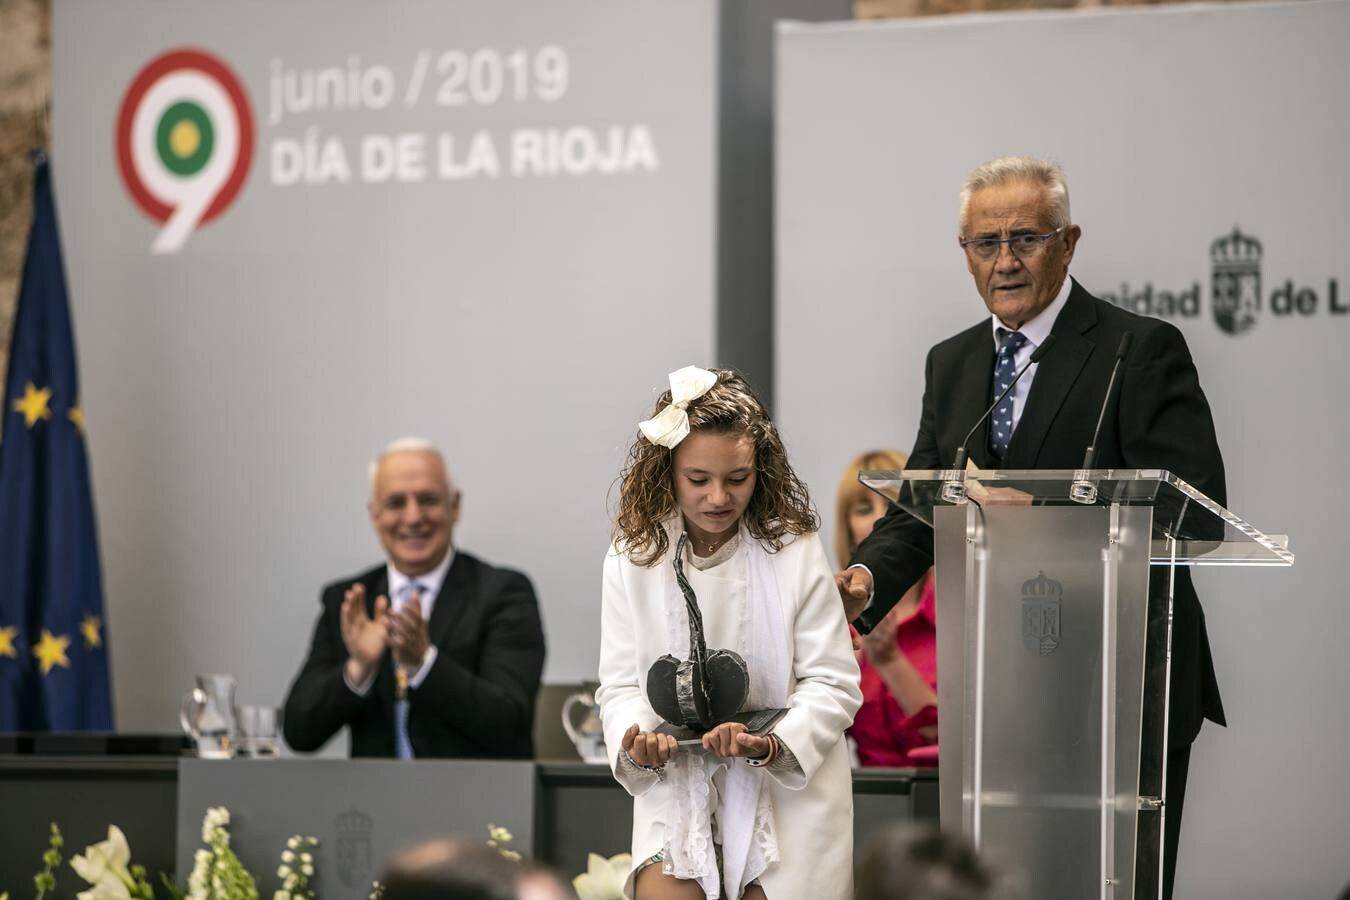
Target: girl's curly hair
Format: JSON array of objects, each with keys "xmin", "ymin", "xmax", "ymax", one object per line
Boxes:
[{"xmin": 613, "ymin": 368, "xmax": 818, "ymax": 567}]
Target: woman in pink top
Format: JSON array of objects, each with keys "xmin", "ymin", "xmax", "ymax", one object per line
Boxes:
[{"xmin": 836, "ymin": 450, "xmax": 938, "ymax": 768}]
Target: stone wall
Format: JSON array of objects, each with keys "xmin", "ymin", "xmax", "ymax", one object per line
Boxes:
[{"xmin": 0, "ymin": 0, "xmax": 49, "ymax": 435}]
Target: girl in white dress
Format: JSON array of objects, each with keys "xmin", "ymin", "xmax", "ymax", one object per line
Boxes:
[{"xmin": 597, "ymin": 366, "xmax": 862, "ymax": 900}]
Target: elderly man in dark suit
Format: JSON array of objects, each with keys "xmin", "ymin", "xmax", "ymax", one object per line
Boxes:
[
  {"xmin": 837, "ymin": 156, "xmax": 1225, "ymax": 899},
  {"xmin": 284, "ymin": 438, "xmax": 545, "ymax": 759}
]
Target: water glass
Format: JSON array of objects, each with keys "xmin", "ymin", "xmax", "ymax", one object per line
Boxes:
[{"xmin": 238, "ymin": 704, "xmax": 280, "ymax": 758}]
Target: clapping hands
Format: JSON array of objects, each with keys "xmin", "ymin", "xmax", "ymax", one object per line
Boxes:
[
  {"xmin": 340, "ymin": 584, "xmax": 389, "ymax": 686},
  {"xmin": 340, "ymin": 584, "xmax": 432, "ymax": 685}
]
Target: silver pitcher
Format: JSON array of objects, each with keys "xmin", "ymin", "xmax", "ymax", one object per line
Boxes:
[
  {"xmin": 561, "ymin": 682, "xmax": 607, "ymax": 764},
  {"xmin": 180, "ymin": 673, "xmax": 238, "ymax": 759}
]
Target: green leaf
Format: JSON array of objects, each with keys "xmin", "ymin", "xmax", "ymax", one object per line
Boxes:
[{"xmin": 160, "ymin": 870, "xmax": 187, "ymax": 900}]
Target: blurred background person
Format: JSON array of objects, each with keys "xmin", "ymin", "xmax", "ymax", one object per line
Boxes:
[
  {"xmin": 380, "ymin": 836, "xmax": 574, "ymax": 900},
  {"xmin": 836, "ymin": 449, "xmax": 938, "ymax": 768},
  {"xmin": 854, "ymin": 824, "xmax": 995, "ymax": 900},
  {"xmin": 283, "ymin": 437, "xmax": 546, "ymax": 759}
]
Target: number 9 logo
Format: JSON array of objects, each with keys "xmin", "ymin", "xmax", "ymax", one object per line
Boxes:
[{"xmin": 116, "ymin": 48, "xmax": 254, "ymax": 254}]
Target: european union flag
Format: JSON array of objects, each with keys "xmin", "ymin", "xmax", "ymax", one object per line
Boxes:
[{"xmin": 0, "ymin": 155, "xmax": 113, "ymax": 731}]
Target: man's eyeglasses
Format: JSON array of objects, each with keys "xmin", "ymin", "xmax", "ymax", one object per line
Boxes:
[
  {"xmin": 960, "ymin": 227, "xmax": 1065, "ymax": 261},
  {"xmin": 376, "ymin": 491, "xmax": 447, "ymax": 514}
]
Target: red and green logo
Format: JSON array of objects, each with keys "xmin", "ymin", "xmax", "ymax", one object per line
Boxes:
[{"xmin": 116, "ymin": 48, "xmax": 254, "ymax": 254}]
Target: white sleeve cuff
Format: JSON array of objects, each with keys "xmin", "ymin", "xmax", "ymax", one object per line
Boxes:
[
  {"xmin": 847, "ymin": 563, "xmax": 877, "ymax": 610},
  {"xmin": 407, "ymin": 646, "xmax": 439, "ymax": 690}
]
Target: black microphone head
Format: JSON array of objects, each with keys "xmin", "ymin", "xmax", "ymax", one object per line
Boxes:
[
  {"xmin": 1116, "ymin": 331, "xmax": 1134, "ymax": 360},
  {"xmin": 1030, "ymin": 333, "xmax": 1057, "ymax": 363}
]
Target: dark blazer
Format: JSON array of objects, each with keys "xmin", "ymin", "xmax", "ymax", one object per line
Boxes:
[
  {"xmin": 852, "ymin": 279, "xmax": 1226, "ymax": 747},
  {"xmin": 282, "ymin": 551, "xmax": 545, "ymax": 759}
]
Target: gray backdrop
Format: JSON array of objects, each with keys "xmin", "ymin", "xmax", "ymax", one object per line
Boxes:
[
  {"xmin": 776, "ymin": 3, "xmax": 1349, "ymax": 896},
  {"xmin": 52, "ymin": 1, "xmax": 721, "ymax": 735}
]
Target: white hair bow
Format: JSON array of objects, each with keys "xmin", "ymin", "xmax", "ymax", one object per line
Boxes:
[{"xmin": 638, "ymin": 365, "xmax": 718, "ymax": 448}]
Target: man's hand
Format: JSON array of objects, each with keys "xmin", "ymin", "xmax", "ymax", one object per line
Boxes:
[
  {"xmin": 835, "ymin": 567, "xmax": 874, "ymax": 623},
  {"xmin": 387, "ymin": 599, "xmax": 431, "ymax": 670},
  {"xmin": 622, "ymin": 723, "xmax": 677, "ymax": 767},
  {"xmin": 701, "ymin": 722, "xmax": 772, "ymax": 760},
  {"xmin": 861, "ymin": 602, "xmax": 904, "ymax": 665},
  {"xmin": 340, "ymin": 584, "xmax": 389, "ymax": 686}
]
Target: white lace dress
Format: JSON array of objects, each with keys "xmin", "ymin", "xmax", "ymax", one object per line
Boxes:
[{"xmin": 597, "ymin": 528, "xmax": 862, "ymax": 900}]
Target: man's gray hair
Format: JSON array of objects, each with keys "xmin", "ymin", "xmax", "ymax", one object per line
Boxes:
[
  {"xmin": 367, "ymin": 436, "xmax": 452, "ymax": 496},
  {"xmin": 959, "ymin": 156, "xmax": 1071, "ymax": 233}
]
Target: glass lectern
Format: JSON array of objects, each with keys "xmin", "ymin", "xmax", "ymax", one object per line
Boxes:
[{"xmin": 859, "ymin": 468, "xmax": 1293, "ymax": 899}]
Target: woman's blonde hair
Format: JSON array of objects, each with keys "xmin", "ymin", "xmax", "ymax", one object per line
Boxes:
[
  {"xmin": 834, "ymin": 448, "xmax": 909, "ymax": 569},
  {"xmin": 614, "ymin": 368, "xmax": 818, "ymax": 567}
]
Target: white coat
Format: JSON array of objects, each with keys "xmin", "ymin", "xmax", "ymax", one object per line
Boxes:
[{"xmin": 596, "ymin": 528, "xmax": 863, "ymax": 899}]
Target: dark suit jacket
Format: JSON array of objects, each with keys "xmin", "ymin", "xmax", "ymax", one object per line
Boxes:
[
  {"xmin": 282, "ymin": 551, "xmax": 545, "ymax": 759},
  {"xmin": 852, "ymin": 279, "xmax": 1226, "ymax": 747}
]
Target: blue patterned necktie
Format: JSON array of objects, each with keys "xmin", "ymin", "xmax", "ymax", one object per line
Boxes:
[
  {"xmin": 393, "ymin": 581, "xmax": 426, "ymax": 760},
  {"xmin": 989, "ymin": 329, "xmax": 1029, "ymax": 460}
]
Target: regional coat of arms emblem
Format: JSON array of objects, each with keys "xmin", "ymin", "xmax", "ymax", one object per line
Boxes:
[
  {"xmin": 1020, "ymin": 571, "xmax": 1062, "ymax": 657},
  {"xmin": 1210, "ymin": 226, "xmax": 1263, "ymax": 336},
  {"xmin": 335, "ymin": 806, "xmax": 373, "ymax": 887}
]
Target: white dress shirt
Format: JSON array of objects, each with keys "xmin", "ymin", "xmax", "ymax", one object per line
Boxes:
[
  {"xmin": 988, "ymin": 275, "xmax": 1073, "ymax": 433},
  {"xmin": 344, "ymin": 549, "xmax": 454, "ymax": 696}
]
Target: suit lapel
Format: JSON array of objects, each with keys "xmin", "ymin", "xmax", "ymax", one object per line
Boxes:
[
  {"xmin": 949, "ymin": 326, "xmax": 999, "ymax": 468},
  {"xmin": 1005, "ymin": 281, "xmax": 1097, "ymax": 466},
  {"xmin": 427, "ymin": 553, "xmax": 470, "ymax": 650}
]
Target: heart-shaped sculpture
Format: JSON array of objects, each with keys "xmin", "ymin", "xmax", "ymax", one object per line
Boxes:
[{"xmin": 645, "ymin": 648, "xmax": 749, "ymax": 730}]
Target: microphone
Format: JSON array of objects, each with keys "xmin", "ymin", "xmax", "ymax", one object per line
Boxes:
[
  {"xmin": 1070, "ymin": 332, "xmax": 1134, "ymax": 504},
  {"xmin": 941, "ymin": 334, "xmax": 1058, "ymax": 504}
]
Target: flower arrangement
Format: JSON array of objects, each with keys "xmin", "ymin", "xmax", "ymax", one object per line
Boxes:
[
  {"xmin": 184, "ymin": 807, "xmax": 259, "ymax": 900},
  {"xmin": 273, "ymin": 835, "xmax": 318, "ymax": 900},
  {"xmin": 7, "ymin": 810, "xmax": 623, "ymax": 899},
  {"xmin": 69, "ymin": 825, "xmax": 157, "ymax": 899},
  {"xmin": 571, "ymin": 852, "xmax": 631, "ymax": 900},
  {"xmin": 485, "ymin": 824, "xmax": 522, "ymax": 863}
]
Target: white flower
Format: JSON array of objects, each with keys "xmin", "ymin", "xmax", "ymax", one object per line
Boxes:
[
  {"xmin": 71, "ymin": 826, "xmax": 137, "ymax": 900},
  {"xmin": 301, "ymin": 864, "xmax": 314, "ymax": 876},
  {"xmin": 287, "ymin": 837, "xmax": 301, "ymax": 850},
  {"xmin": 281, "ymin": 850, "xmax": 295, "ymax": 863},
  {"xmin": 278, "ymin": 865, "xmax": 291, "ymax": 878},
  {"xmin": 274, "ymin": 892, "xmax": 291, "ymax": 900},
  {"xmin": 299, "ymin": 852, "xmax": 312, "ymax": 864},
  {"xmin": 572, "ymin": 852, "xmax": 632, "ymax": 900},
  {"xmin": 75, "ymin": 871, "xmax": 133, "ymax": 900}
]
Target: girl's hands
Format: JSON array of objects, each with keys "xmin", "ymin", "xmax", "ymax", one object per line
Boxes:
[
  {"xmin": 701, "ymin": 722, "xmax": 771, "ymax": 760},
  {"xmin": 622, "ymin": 723, "xmax": 678, "ymax": 767}
]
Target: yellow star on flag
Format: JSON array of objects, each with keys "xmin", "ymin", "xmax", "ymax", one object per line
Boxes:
[
  {"xmin": 32, "ymin": 629, "xmax": 71, "ymax": 675},
  {"xmin": 12, "ymin": 382, "xmax": 53, "ymax": 428},
  {"xmin": 81, "ymin": 614, "xmax": 103, "ymax": 650},
  {"xmin": 0, "ymin": 625, "xmax": 17, "ymax": 659},
  {"xmin": 68, "ymin": 404, "xmax": 85, "ymax": 433}
]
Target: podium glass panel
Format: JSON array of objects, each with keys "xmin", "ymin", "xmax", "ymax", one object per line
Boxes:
[
  {"xmin": 864, "ymin": 470, "xmax": 1292, "ymax": 899},
  {"xmin": 859, "ymin": 468, "xmax": 1293, "ymax": 565}
]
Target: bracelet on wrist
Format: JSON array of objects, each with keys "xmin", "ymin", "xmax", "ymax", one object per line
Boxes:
[
  {"xmin": 622, "ymin": 748, "xmax": 666, "ymax": 773},
  {"xmin": 746, "ymin": 733, "xmax": 778, "ymax": 768}
]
